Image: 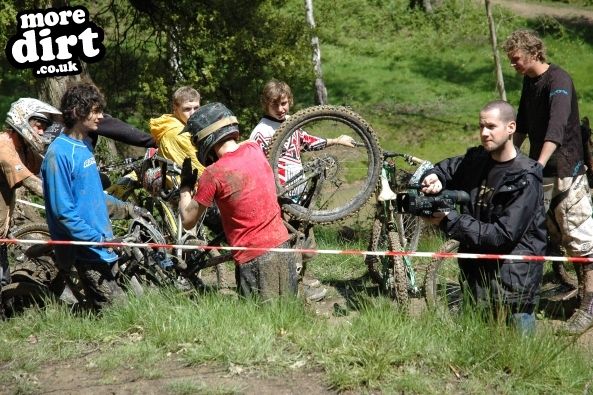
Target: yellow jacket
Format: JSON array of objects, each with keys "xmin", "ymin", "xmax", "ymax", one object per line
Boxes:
[{"xmin": 149, "ymin": 114, "xmax": 205, "ymax": 175}]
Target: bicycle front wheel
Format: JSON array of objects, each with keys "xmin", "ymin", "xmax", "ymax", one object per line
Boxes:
[
  {"xmin": 267, "ymin": 105, "xmax": 382, "ymax": 224},
  {"xmin": 365, "ymin": 216, "xmax": 409, "ymax": 306},
  {"xmin": 423, "ymin": 239, "xmax": 461, "ymax": 311}
]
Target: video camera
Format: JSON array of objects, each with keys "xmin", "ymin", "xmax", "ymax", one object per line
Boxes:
[{"xmin": 394, "ymin": 189, "xmax": 470, "ymax": 217}]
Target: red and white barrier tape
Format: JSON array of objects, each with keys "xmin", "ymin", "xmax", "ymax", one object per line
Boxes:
[{"xmin": 3, "ymin": 238, "xmax": 593, "ymax": 263}]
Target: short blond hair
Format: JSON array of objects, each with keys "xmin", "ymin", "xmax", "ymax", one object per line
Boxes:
[
  {"xmin": 172, "ymin": 86, "xmax": 201, "ymax": 109},
  {"xmin": 503, "ymin": 29, "xmax": 547, "ymax": 62}
]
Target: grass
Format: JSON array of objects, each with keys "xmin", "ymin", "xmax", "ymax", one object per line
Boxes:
[{"xmin": 1, "ymin": 286, "xmax": 592, "ymax": 393}]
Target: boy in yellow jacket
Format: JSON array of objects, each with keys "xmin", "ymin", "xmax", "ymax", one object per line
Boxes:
[{"xmin": 149, "ymin": 86, "xmax": 205, "ymax": 175}]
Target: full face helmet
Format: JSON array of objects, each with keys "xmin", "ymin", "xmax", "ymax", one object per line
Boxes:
[
  {"xmin": 183, "ymin": 102, "xmax": 239, "ymax": 166},
  {"xmin": 6, "ymin": 98, "xmax": 62, "ymax": 155}
]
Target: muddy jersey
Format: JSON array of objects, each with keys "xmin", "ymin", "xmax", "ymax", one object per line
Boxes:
[
  {"xmin": 0, "ymin": 132, "xmax": 39, "ymax": 236},
  {"xmin": 250, "ymin": 115, "xmax": 327, "ymax": 197},
  {"xmin": 193, "ymin": 141, "xmax": 289, "ymax": 264}
]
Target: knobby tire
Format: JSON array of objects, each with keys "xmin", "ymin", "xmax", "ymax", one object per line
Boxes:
[
  {"xmin": 267, "ymin": 105, "xmax": 382, "ymax": 224},
  {"xmin": 366, "ymin": 216, "xmax": 409, "ymax": 306}
]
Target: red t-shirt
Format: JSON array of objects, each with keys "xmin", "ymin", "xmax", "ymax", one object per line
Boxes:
[{"xmin": 193, "ymin": 141, "xmax": 289, "ymax": 264}]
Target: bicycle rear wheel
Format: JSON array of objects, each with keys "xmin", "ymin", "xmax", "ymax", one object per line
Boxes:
[
  {"xmin": 9, "ymin": 223, "xmax": 59, "ymax": 286},
  {"xmin": 423, "ymin": 239, "xmax": 461, "ymax": 311},
  {"xmin": 552, "ymin": 262, "xmax": 578, "ymax": 288},
  {"xmin": 365, "ymin": 216, "xmax": 409, "ymax": 306},
  {"xmin": 267, "ymin": 105, "xmax": 382, "ymax": 224}
]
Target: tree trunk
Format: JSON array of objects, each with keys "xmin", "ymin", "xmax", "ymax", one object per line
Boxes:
[
  {"xmin": 485, "ymin": 0, "xmax": 506, "ymax": 101},
  {"xmin": 410, "ymin": 0, "xmax": 442, "ymax": 12},
  {"xmin": 304, "ymin": 0, "xmax": 328, "ymax": 105},
  {"xmin": 422, "ymin": 0, "xmax": 433, "ymax": 13},
  {"xmin": 36, "ymin": 62, "xmax": 121, "ymax": 158}
]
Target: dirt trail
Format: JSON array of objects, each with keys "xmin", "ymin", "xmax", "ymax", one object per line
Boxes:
[{"xmin": 489, "ymin": 0, "xmax": 593, "ymax": 23}]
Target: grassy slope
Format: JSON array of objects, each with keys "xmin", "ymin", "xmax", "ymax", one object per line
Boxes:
[{"xmin": 309, "ymin": 0, "xmax": 593, "ymax": 163}]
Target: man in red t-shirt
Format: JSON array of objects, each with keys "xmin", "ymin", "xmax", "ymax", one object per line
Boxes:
[{"xmin": 178, "ymin": 102, "xmax": 299, "ymax": 300}]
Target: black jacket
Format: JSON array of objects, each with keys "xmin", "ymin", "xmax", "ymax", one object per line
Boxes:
[
  {"xmin": 429, "ymin": 146, "xmax": 547, "ymax": 307},
  {"xmin": 90, "ymin": 114, "xmax": 156, "ymax": 149},
  {"xmin": 44, "ymin": 114, "xmax": 157, "ymax": 150}
]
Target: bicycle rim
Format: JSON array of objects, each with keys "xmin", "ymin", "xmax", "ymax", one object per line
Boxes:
[
  {"xmin": 122, "ymin": 220, "xmax": 177, "ymax": 288},
  {"xmin": 394, "ymin": 213, "xmax": 423, "ymax": 251},
  {"xmin": 267, "ymin": 105, "xmax": 381, "ymax": 224},
  {"xmin": 424, "ymin": 239, "xmax": 461, "ymax": 311}
]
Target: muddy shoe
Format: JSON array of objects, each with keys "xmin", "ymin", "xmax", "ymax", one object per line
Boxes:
[
  {"xmin": 304, "ymin": 285, "xmax": 327, "ymax": 302},
  {"xmin": 303, "ymin": 278, "xmax": 321, "ymax": 288},
  {"xmin": 561, "ymin": 308, "xmax": 593, "ymax": 335}
]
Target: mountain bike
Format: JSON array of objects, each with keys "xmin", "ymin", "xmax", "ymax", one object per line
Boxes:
[
  {"xmin": 104, "ymin": 149, "xmax": 228, "ymax": 287},
  {"xmin": 4, "ymin": 106, "xmax": 384, "ymax": 311},
  {"xmin": 364, "ymin": 151, "xmax": 433, "ymax": 306}
]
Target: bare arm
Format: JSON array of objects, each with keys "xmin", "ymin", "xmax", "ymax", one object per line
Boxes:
[
  {"xmin": 538, "ymin": 141, "xmax": 558, "ymax": 168},
  {"xmin": 21, "ymin": 175, "xmax": 43, "ymax": 197},
  {"xmin": 326, "ymin": 135, "xmax": 356, "ymax": 147},
  {"xmin": 179, "ymin": 187, "xmax": 207, "ymax": 230}
]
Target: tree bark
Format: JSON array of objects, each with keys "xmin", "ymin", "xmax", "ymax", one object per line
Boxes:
[
  {"xmin": 410, "ymin": 0, "xmax": 442, "ymax": 13},
  {"xmin": 485, "ymin": 0, "xmax": 506, "ymax": 101},
  {"xmin": 304, "ymin": 0, "xmax": 328, "ymax": 105}
]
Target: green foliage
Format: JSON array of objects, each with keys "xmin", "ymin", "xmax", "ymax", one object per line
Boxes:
[
  {"xmin": 88, "ymin": 0, "xmax": 312, "ymax": 132},
  {"xmin": 0, "ymin": 0, "xmax": 312, "ymax": 133}
]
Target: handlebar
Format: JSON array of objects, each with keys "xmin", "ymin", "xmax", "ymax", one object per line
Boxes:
[
  {"xmin": 100, "ymin": 156, "xmax": 144, "ymax": 173},
  {"xmin": 382, "ymin": 151, "xmax": 426, "ymax": 165}
]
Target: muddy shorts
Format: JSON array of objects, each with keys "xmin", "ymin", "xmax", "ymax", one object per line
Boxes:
[
  {"xmin": 543, "ymin": 174, "xmax": 593, "ymax": 257},
  {"xmin": 235, "ymin": 241, "xmax": 299, "ymax": 301},
  {"xmin": 54, "ymin": 247, "xmax": 124, "ymax": 310}
]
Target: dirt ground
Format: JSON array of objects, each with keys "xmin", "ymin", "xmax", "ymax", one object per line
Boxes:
[
  {"xmin": 6, "ymin": 1, "xmax": 593, "ymax": 393},
  {"xmin": 20, "ymin": 360, "xmax": 332, "ymax": 395},
  {"xmin": 490, "ymin": 0, "xmax": 593, "ymax": 22}
]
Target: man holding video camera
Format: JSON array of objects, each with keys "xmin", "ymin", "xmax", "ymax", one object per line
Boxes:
[{"xmin": 420, "ymin": 100, "xmax": 547, "ymax": 334}]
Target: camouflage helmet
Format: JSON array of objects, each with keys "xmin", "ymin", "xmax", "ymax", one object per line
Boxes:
[
  {"xmin": 183, "ymin": 102, "xmax": 239, "ymax": 166},
  {"xmin": 6, "ymin": 98, "xmax": 61, "ymax": 154}
]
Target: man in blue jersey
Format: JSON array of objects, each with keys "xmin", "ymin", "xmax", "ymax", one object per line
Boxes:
[{"xmin": 41, "ymin": 82, "xmax": 130, "ymax": 310}]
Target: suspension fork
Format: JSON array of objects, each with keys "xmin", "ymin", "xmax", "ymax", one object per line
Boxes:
[{"xmin": 382, "ymin": 188, "xmax": 420, "ymax": 296}]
